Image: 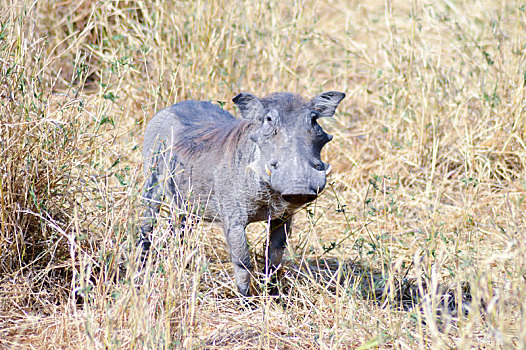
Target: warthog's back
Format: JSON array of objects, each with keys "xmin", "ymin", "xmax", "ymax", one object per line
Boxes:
[{"xmin": 143, "ymin": 100, "xmax": 242, "ymax": 166}]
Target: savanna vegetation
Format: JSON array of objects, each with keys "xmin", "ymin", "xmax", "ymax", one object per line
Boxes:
[{"xmin": 1, "ymin": 0, "xmax": 525, "ymax": 348}]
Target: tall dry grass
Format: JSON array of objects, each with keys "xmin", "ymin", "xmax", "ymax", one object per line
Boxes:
[{"xmin": 0, "ymin": 0, "xmax": 525, "ymax": 348}]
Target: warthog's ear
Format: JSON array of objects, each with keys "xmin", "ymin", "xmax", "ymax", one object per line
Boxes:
[
  {"xmin": 233, "ymin": 92, "xmax": 265, "ymax": 119},
  {"xmin": 311, "ymin": 91, "xmax": 346, "ymax": 117}
]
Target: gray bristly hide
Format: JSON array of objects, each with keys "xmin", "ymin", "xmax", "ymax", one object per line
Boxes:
[{"xmin": 140, "ymin": 91, "xmax": 345, "ymax": 296}]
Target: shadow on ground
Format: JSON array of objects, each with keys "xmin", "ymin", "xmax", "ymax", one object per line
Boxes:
[{"xmin": 280, "ymin": 257, "xmax": 473, "ymax": 317}]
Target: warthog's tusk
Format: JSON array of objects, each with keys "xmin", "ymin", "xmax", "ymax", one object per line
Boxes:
[
  {"xmin": 325, "ymin": 164, "xmax": 332, "ymax": 176},
  {"xmin": 265, "ymin": 164, "xmax": 272, "ymax": 176}
]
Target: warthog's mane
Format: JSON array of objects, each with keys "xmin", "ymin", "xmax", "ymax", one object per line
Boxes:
[
  {"xmin": 170, "ymin": 101, "xmax": 255, "ymax": 159},
  {"xmin": 260, "ymin": 92, "xmax": 306, "ymax": 114}
]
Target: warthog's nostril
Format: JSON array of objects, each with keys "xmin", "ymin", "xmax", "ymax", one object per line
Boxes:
[
  {"xmin": 313, "ymin": 163, "xmax": 324, "ymax": 171},
  {"xmin": 282, "ymin": 193, "xmax": 318, "ymax": 204}
]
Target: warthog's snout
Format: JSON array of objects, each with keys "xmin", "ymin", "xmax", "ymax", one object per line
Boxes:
[
  {"xmin": 269, "ymin": 159, "xmax": 333, "ymax": 205},
  {"xmin": 281, "ymin": 191, "xmax": 318, "ymax": 204}
]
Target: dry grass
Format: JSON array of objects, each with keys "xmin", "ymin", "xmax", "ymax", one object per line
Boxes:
[{"xmin": 0, "ymin": 0, "xmax": 525, "ymax": 348}]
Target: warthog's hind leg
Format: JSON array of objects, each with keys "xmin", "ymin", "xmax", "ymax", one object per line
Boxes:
[{"xmin": 138, "ymin": 167, "xmax": 164, "ymax": 263}]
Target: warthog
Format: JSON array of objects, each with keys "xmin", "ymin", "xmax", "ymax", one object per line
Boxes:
[{"xmin": 140, "ymin": 91, "xmax": 345, "ymax": 296}]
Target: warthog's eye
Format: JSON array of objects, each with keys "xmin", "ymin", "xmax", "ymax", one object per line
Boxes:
[
  {"xmin": 310, "ymin": 111, "xmax": 319, "ymax": 122},
  {"xmin": 310, "ymin": 111, "xmax": 325, "ymax": 137},
  {"xmin": 264, "ymin": 110, "xmax": 278, "ymax": 124},
  {"xmin": 261, "ymin": 110, "xmax": 278, "ymax": 137}
]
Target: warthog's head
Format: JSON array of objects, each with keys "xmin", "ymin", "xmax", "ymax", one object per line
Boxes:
[{"xmin": 233, "ymin": 91, "xmax": 345, "ymax": 205}]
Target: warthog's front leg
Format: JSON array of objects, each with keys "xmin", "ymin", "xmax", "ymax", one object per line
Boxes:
[
  {"xmin": 265, "ymin": 217, "xmax": 291, "ymax": 276},
  {"xmin": 261, "ymin": 217, "xmax": 291, "ymax": 295},
  {"xmin": 224, "ymin": 223, "xmax": 252, "ymax": 296}
]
